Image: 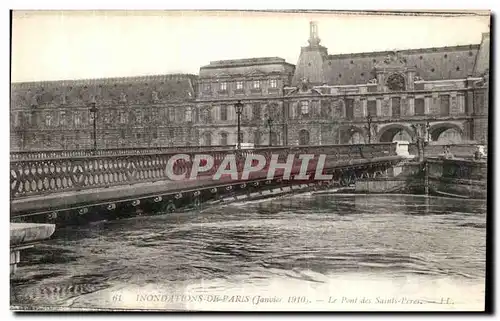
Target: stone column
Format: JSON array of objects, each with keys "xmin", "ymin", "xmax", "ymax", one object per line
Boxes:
[
  {"xmin": 424, "ymin": 95, "xmax": 432, "ymax": 115},
  {"xmin": 376, "ymin": 98, "xmax": 382, "ymax": 117},
  {"xmin": 407, "ymin": 94, "xmax": 415, "ymax": 116}
]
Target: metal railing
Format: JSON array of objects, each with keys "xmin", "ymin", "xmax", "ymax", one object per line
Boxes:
[{"xmin": 10, "ymin": 143, "xmax": 398, "ymax": 199}]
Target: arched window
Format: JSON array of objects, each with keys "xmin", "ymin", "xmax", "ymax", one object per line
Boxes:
[
  {"xmin": 220, "ymin": 132, "xmax": 228, "ymax": 146},
  {"xmin": 203, "ymin": 132, "xmax": 212, "ymax": 146},
  {"xmin": 299, "ymin": 129, "xmax": 310, "ymax": 145}
]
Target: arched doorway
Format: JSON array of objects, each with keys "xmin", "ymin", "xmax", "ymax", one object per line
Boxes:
[
  {"xmin": 299, "ymin": 129, "xmax": 310, "ymax": 145},
  {"xmin": 377, "ymin": 124, "xmax": 415, "ymax": 142}
]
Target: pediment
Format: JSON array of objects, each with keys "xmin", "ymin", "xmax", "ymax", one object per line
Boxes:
[
  {"xmin": 213, "ymin": 71, "xmax": 232, "ymax": 78},
  {"xmin": 244, "ymin": 69, "xmax": 268, "ymax": 77}
]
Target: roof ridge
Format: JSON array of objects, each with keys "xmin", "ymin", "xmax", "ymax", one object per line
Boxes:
[
  {"xmin": 11, "ymin": 73, "xmax": 199, "ymax": 86},
  {"xmin": 327, "ymin": 44, "xmax": 480, "ymax": 60}
]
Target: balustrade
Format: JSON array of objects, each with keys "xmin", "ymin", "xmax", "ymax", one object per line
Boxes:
[
  {"xmin": 10, "ymin": 145, "xmax": 235, "ymax": 161},
  {"xmin": 10, "ymin": 143, "xmax": 397, "ymax": 199}
]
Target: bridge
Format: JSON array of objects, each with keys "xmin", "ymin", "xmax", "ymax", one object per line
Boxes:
[{"xmin": 11, "ymin": 143, "xmax": 411, "ymax": 225}]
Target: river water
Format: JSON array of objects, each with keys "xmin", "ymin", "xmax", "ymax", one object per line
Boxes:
[{"xmin": 11, "ymin": 193, "xmax": 486, "ymax": 311}]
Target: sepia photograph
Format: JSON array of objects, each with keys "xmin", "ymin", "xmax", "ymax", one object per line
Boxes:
[{"xmin": 9, "ymin": 9, "xmax": 490, "ymax": 312}]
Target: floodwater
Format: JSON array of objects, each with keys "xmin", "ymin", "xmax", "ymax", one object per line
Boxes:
[{"xmin": 11, "ymin": 193, "xmax": 486, "ymax": 311}]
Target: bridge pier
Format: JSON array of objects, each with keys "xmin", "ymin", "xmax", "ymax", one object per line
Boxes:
[{"xmin": 10, "ymin": 223, "xmax": 56, "ymax": 275}]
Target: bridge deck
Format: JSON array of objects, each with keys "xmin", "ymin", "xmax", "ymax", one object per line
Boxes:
[{"xmin": 11, "ymin": 155, "xmax": 403, "ymax": 215}]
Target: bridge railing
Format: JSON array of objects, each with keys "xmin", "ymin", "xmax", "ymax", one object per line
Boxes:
[
  {"xmin": 10, "ymin": 145, "xmax": 236, "ymax": 161},
  {"xmin": 408, "ymin": 143, "xmax": 484, "ymax": 159},
  {"xmin": 10, "ymin": 143, "xmax": 398, "ymax": 199}
]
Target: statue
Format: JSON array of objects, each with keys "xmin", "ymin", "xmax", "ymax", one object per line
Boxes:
[
  {"xmin": 414, "ymin": 75, "xmax": 424, "ymax": 82},
  {"xmin": 383, "ymin": 50, "xmax": 407, "ymax": 65},
  {"xmin": 368, "ymin": 78, "xmax": 378, "ymax": 84},
  {"xmin": 300, "ymin": 77, "xmax": 310, "ymax": 92},
  {"xmin": 61, "ymin": 94, "xmax": 67, "ymax": 105},
  {"xmin": 30, "ymin": 94, "xmax": 38, "ymax": 107}
]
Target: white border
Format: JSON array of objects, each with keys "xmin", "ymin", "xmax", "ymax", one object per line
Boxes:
[{"xmin": 2, "ymin": 1, "xmax": 497, "ymax": 320}]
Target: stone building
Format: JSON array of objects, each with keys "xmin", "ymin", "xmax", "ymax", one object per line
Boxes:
[
  {"xmin": 10, "ymin": 22, "xmax": 489, "ymax": 151},
  {"xmin": 10, "ymin": 74, "xmax": 198, "ymax": 150}
]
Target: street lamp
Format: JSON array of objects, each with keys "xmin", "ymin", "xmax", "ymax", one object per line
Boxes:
[
  {"xmin": 234, "ymin": 100, "xmax": 244, "ymax": 150},
  {"xmin": 365, "ymin": 114, "xmax": 373, "ymax": 144},
  {"xmin": 267, "ymin": 116, "xmax": 274, "ymax": 146},
  {"xmin": 89, "ymin": 98, "xmax": 98, "ymax": 152}
]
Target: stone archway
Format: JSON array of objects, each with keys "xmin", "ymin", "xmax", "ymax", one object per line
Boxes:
[
  {"xmin": 376, "ymin": 123, "xmax": 415, "ymax": 142},
  {"xmin": 428, "ymin": 122, "xmax": 464, "ymax": 143}
]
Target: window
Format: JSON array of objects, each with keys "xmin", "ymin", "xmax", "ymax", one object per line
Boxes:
[
  {"xmin": 253, "ymin": 80, "xmax": 260, "ymax": 89},
  {"xmin": 236, "ymin": 81, "xmax": 243, "ymax": 90},
  {"xmin": 392, "ymin": 97, "xmax": 401, "ymax": 117},
  {"xmin": 252, "ymin": 103, "xmax": 261, "ymax": 120},
  {"xmin": 203, "ymin": 83, "xmax": 211, "ymax": 92},
  {"xmin": 367, "ymin": 100, "xmax": 377, "ymax": 117},
  {"xmin": 220, "ymin": 132, "xmax": 228, "ymax": 146},
  {"xmin": 45, "ymin": 114, "xmax": 52, "ymax": 127},
  {"xmin": 440, "ymin": 95, "xmax": 450, "ymax": 116},
  {"xmin": 175, "ymin": 109, "xmax": 183, "ymax": 122},
  {"xmin": 120, "ymin": 112, "xmax": 127, "ymax": 124},
  {"xmin": 415, "ymin": 98, "xmax": 425, "ymax": 115},
  {"xmin": 254, "ymin": 131, "xmax": 261, "ymax": 145},
  {"xmin": 203, "ymin": 132, "xmax": 212, "ymax": 146},
  {"xmin": 60, "ymin": 111, "xmax": 66, "ymax": 126},
  {"xmin": 220, "ymin": 105, "xmax": 228, "ymax": 121},
  {"xmin": 136, "ymin": 133, "xmax": 141, "ymax": 139},
  {"xmin": 220, "ymin": 82, "xmax": 227, "ymax": 91},
  {"xmin": 299, "ymin": 129, "xmax": 310, "ymax": 145},
  {"xmin": 345, "ymin": 99, "xmax": 354, "ymax": 120},
  {"xmin": 270, "ymin": 79, "xmax": 277, "ymax": 88},
  {"xmin": 152, "ymin": 130, "xmax": 158, "ymax": 139},
  {"xmin": 120, "ymin": 129, "xmax": 126, "ymax": 139},
  {"xmin": 185, "ymin": 108, "xmax": 193, "ymax": 122},
  {"xmin": 136, "ymin": 110, "xmax": 143, "ymax": 124},
  {"xmin": 300, "ymin": 101, "xmax": 309, "ymax": 115}
]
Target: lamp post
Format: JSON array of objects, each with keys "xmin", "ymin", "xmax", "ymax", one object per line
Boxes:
[
  {"xmin": 267, "ymin": 116, "xmax": 274, "ymax": 146},
  {"xmin": 234, "ymin": 100, "xmax": 244, "ymax": 150},
  {"xmin": 89, "ymin": 100, "xmax": 98, "ymax": 153},
  {"xmin": 365, "ymin": 114, "xmax": 373, "ymax": 144}
]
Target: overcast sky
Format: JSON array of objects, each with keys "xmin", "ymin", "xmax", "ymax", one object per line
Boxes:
[{"xmin": 11, "ymin": 10, "xmax": 490, "ymax": 82}]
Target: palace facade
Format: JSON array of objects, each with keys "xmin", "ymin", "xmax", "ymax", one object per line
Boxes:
[{"xmin": 10, "ymin": 22, "xmax": 490, "ymax": 151}]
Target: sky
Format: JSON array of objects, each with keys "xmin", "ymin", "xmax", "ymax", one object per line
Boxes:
[{"xmin": 11, "ymin": 10, "xmax": 490, "ymax": 82}]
